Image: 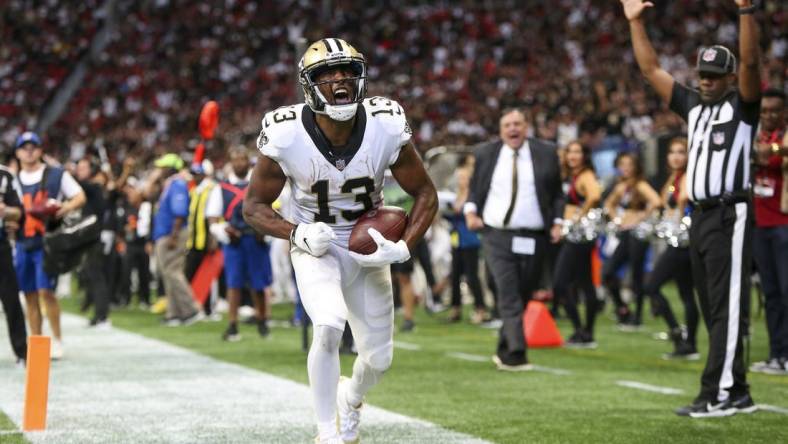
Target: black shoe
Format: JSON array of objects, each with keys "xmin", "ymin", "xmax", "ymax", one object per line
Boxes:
[
  {"xmin": 257, "ymin": 319, "xmax": 270, "ymax": 337},
  {"xmin": 663, "ymin": 340, "xmax": 700, "ymax": 360},
  {"xmin": 675, "ymin": 400, "xmax": 736, "ymax": 418},
  {"xmin": 730, "ymin": 394, "xmax": 758, "ymax": 414},
  {"xmin": 400, "ymin": 319, "xmax": 415, "ymax": 332},
  {"xmin": 222, "ymin": 323, "xmax": 241, "ymax": 342}
]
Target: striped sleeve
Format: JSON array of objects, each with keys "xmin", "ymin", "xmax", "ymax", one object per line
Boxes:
[{"xmin": 668, "ymin": 83, "xmax": 700, "ymax": 122}]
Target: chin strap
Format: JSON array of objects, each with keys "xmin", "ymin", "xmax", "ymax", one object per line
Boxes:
[{"xmin": 324, "ymin": 103, "xmax": 358, "ymax": 121}]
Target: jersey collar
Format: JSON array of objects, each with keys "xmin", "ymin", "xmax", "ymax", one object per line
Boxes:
[{"xmin": 301, "ymin": 104, "xmax": 367, "ymax": 171}]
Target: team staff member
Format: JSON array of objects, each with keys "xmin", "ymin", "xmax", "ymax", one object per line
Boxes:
[
  {"xmin": 602, "ymin": 152, "xmax": 660, "ymax": 328},
  {"xmin": 464, "ymin": 108, "xmax": 564, "ymax": 371},
  {"xmin": 623, "ymin": 0, "xmax": 760, "ymax": 417},
  {"xmin": 1, "ymin": 162, "xmax": 26, "ymax": 365},
  {"xmin": 185, "ymin": 159, "xmax": 218, "ymax": 316},
  {"xmin": 14, "ymin": 132, "xmax": 85, "ymax": 360},
  {"xmin": 750, "ymin": 89, "xmax": 788, "ymax": 375},
  {"xmin": 206, "ymin": 147, "xmax": 272, "ymax": 341},
  {"xmin": 148, "ymin": 154, "xmax": 202, "ymax": 326},
  {"xmin": 644, "ymin": 138, "xmax": 700, "ymax": 360},
  {"xmin": 553, "ymin": 141, "xmax": 601, "ymax": 347}
]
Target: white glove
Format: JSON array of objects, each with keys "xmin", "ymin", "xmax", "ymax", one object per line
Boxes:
[
  {"xmin": 209, "ymin": 221, "xmax": 231, "ymax": 245},
  {"xmin": 290, "ymin": 222, "xmax": 336, "ymax": 257},
  {"xmin": 349, "ymin": 228, "xmax": 410, "ymax": 268}
]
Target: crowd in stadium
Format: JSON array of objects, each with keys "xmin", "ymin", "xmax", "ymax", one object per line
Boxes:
[
  {"xmin": 1, "ymin": 1, "xmax": 787, "ymax": 438},
  {"xmin": 2, "ymin": 1, "xmax": 785, "ymax": 161}
]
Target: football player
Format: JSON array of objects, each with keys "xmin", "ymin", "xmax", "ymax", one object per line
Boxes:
[{"xmin": 244, "ymin": 38, "xmax": 438, "ymax": 443}]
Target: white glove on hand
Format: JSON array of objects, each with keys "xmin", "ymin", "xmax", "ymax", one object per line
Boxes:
[
  {"xmin": 349, "ymin": 228, "xmax": 410, "ymax": 268},
  {"xmin": 209, "ymin": 221, "xmax": 231, "ymax": 245},
  {"xmin": 290, "ymin": 222, "xmax": 336, "ymax": 257}
]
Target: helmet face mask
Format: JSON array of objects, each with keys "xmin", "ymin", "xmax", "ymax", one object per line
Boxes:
[{"xmin": 299, "ymin": 38, "xmax": 367, "ymax": 122}]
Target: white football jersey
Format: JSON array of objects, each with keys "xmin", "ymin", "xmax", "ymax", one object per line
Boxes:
[{"xmin": 257, "ymin": 96, "xmax": 412, "ymax": 247}]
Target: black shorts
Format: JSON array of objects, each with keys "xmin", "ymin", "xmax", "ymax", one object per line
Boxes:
[{"xmin": 390, "ymin": 257, "xmax": 414, "ymax": 274}]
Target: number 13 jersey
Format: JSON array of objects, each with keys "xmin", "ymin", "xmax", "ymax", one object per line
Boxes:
[{"xmin": 257, "ymin": 96, "xmax": 412, "ymax": 247}]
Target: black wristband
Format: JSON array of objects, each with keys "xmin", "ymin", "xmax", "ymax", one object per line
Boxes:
[{"xmin": 738, "ymin": 5, "xmax": 756, "ymax": 14}]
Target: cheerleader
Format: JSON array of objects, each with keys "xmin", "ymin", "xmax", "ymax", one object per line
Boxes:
[
  {"xmin": 602, "ymin": 152, "xmax": 661, "ymax": 328},
  {"xmin": 553, "ymin": 141, "xmax": 602, "ymax": 347},
  {"xmin": 644, "ymin": 138, "xmax": 699, "ymax": 359}
]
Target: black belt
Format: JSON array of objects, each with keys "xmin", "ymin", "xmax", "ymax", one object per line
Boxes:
[
  {"xmin": 694, "ymin": 192, "xmax": 750, "ymax": 212},
  {"xmin": 485, "ymin": 225, "xmax": 545, "ymax": 236}
]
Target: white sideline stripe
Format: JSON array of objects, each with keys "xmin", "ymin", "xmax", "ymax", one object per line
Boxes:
[
  {"xmin": 758, "ymin": 404, "xmax": 788, "ymax": 415},
  {"xmin": 393, "ymin": 341, "xmax": 422, "ymax": 351},
  {"xmin": 0, "ymin": 430, "xmax": 23, "ymax": 435},
  {"xmin": 616, "ymin": 380, "xmax": 684, "ymax": 395},
  {"xmin": 0, "ymin": 313, "xmax": 490, "ymax": 444},
  {"xmin": 446, "ymin": 352, "xmax": 489, "ymax": 363},
  {"xmin": 531, "ymin": 365, "xmax": 572, "ymax": 376}
]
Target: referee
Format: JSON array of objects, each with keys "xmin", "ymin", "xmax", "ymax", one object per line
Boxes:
[{"xmin": 622, "ymin": 0, "xmax": 760, "ymax": 417}]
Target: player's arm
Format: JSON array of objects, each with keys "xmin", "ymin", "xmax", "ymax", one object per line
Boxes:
[
  {"xmin": 736, "ymin": 0, "xmax": 761, "ymax": 103},
  {"xmin": 56, "ymin": 171, "xmax": 86, "ymax": 218},
  {"xmin": 242, "ymin": 154, "xmax": 294, "ymax": 240},
  {"xmin": 621, "ymin": 0, "xmax": 675, "ymax": 104},
  {"xmin": 390, "ymin": 142, "xmax": 438, "ymax": 252}
]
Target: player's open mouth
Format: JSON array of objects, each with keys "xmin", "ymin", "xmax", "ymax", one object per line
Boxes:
[{"xmin": 333, "ymin": 87, "xmax": 351, "ymax": 105}]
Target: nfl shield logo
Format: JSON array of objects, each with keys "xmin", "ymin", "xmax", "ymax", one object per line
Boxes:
[
  {"xmin": 702, "ymin": 48, "xmax": 717, "ymax": 62},
  {"xmin": 335, "ymin": 159, "xmax": 346, "ymax": 170},
  {"xmin": 712, "ymin": 131, "xmax": 725, "ymax": 145}
]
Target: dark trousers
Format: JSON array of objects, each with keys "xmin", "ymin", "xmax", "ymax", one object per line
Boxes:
[
  {"xmin": 482, "ymin": 228, "xmax": 547, "ymax": 365},
  {"xmin": 752, "ymin": 224, "xmax": 788, "ymax": 360},
  {"xmin": 185, "ymin": 248, "xmax": 211, "ymax": 314},
  {"xmin": 121, "ymin": 242, "xmax": 151, "ymax": 305},
  {"xmin": 645, "ymin": 245, "xmax": 699, "ymax": 346},
  {"xmin": 450, "ymin": 247, "xmax": 485, "ymax": 309},
  {"xmin": 602, "ymin": 230, "xmax": 649, "ymax": 322},
  {"xmin": 1, "ymin": 241, "xmax": 27, "ymax": 360},
  {"xmin": 553, "ymin": 241, "xmax": 597, "ymax": 336},
  {"xmin": 80, "ymin": 242, "xmax": 110, "ymax": 321},
  {"xmin": 690, "ymin": 202, "xmax": 751, "ymax": 402}
]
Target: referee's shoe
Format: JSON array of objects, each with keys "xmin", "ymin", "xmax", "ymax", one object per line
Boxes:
[{"xmin": 675, "ymin": 394, "xmax": 757, "ymax": 418}]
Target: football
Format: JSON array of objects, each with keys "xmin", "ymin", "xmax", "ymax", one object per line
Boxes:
[
  {"xmin": 28, "ymin": 198, "xmax": 61, "ymax": 219},
  {"xmin": 348, "ymin": 206, "xmax": 408, "ymax": 255}
]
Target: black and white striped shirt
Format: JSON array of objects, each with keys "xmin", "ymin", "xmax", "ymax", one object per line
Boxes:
[{"xmin": 669, "ymin": 84, "xmax": 760, "ymax": 202}]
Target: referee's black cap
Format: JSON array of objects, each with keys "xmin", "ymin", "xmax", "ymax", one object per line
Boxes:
[{"xmin": 696, "ymin": 45, "xmax": 736, "ymax": 75}]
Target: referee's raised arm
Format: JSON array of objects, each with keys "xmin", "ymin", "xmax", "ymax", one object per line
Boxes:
[
  {"xmin": 737, "ymin": 0, "xmax": 761, "ymax": 103},
  {"xmin": 620, "ymin": 0, "xmax": 675, "ymax": 104}
]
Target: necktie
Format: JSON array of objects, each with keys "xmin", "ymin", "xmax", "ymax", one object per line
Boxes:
[{"xmin": 503, "ymin": 149, "xmax": 518, "ymax": 226}]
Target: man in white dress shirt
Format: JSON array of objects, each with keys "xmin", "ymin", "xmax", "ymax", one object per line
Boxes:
[{"xmin": 465, "ymin": 109, "xmax": 564, "ymax": 371}]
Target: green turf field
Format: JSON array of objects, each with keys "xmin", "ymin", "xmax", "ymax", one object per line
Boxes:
[
  {"xmin": 60, "ymin": 286, "xmax": 788, "ymax": 444},
  {"xmin": 0, "ymin": 411, "xmax": 26, "ymax": 443}
]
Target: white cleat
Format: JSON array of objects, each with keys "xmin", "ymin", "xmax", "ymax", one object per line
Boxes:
[{"xmin": 337, "ymin": 376, "xmax": 362, "ymax": 444}]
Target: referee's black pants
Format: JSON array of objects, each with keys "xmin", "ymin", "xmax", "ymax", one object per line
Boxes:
[
  {"xmin": 0, "ymin": 241, "xmax": 27, "ymax": 360},
  {"xmin": 644, "ymin": 246, "xmax": 699, "ymax": 346},
  {"xmin": 690, "ymin": 201, "xmax": 752, "ymax": 402},
  {"xmin": 482, "ymin": 227, "xmax": 547, "ymax": 365}
]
